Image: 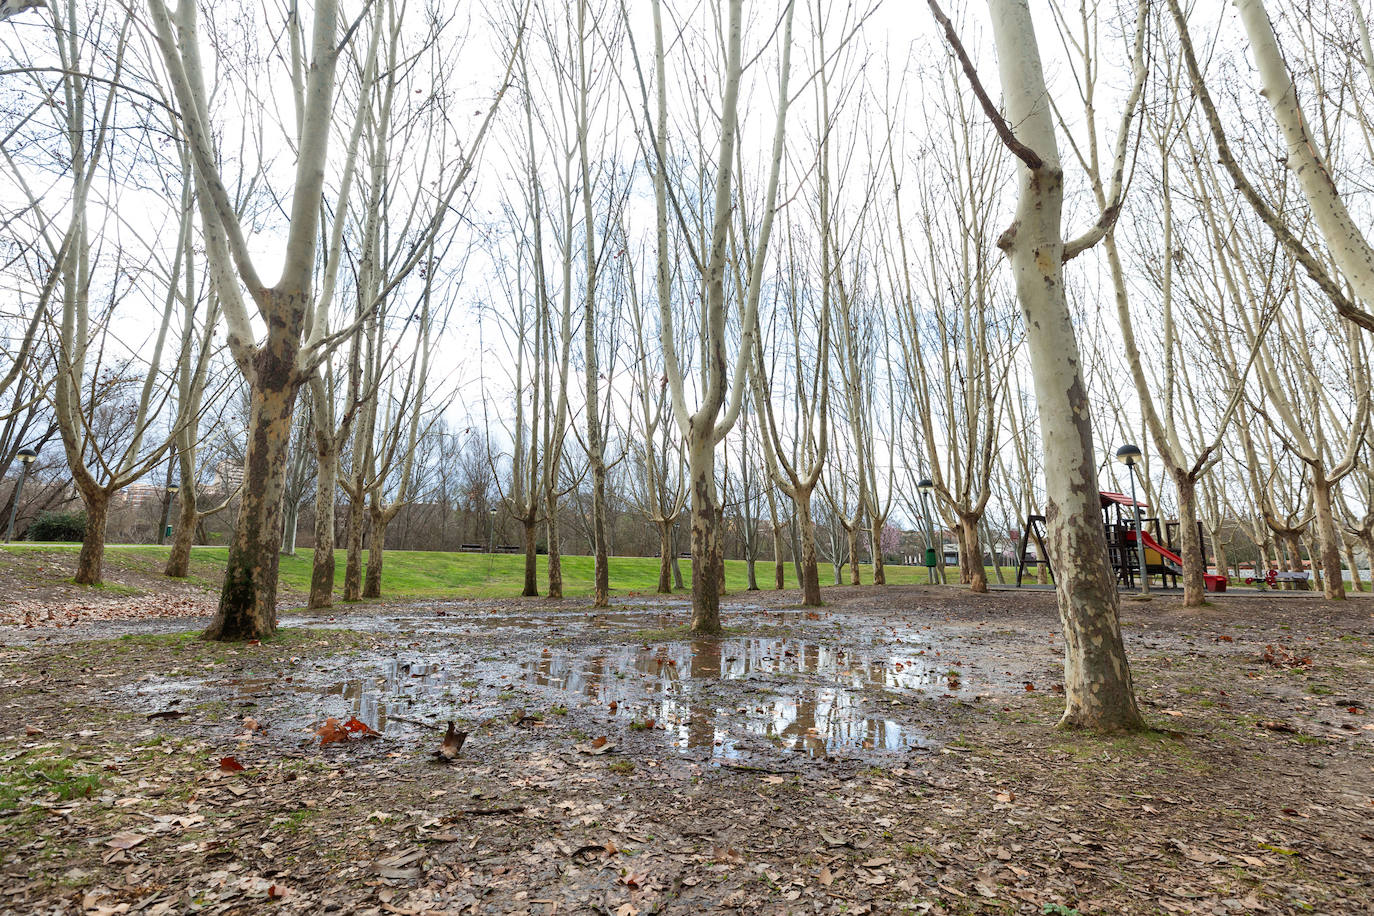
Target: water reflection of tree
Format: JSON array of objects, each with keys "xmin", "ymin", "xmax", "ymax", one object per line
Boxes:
[{"xmin": 688, "ymin": 639, "xmax": 721, "ymax": 748}]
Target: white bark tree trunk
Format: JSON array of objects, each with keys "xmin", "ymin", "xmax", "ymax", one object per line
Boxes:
[{"xmin": 984, "ymin": 0, "xmax": 1143, "ymax": 730}]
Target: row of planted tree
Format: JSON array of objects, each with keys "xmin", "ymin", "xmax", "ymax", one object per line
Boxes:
[{"xmin": 4, "ymin": 0, "xmax": 1374, "ymax": 732}]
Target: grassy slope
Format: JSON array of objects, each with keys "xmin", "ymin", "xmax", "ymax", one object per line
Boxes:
[{"xmin": 1, "ymin": 543, "xmax": 964, "ymax": 600}]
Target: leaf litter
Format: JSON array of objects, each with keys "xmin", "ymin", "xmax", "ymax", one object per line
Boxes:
[{"xmin": 0, "ymin": 588, "xmax": 1370, "ymax": 913}]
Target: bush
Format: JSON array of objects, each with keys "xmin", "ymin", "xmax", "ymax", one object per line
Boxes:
[{"xmin": 27, "ymin": 510, "xmax": 87, "ymax": 542}]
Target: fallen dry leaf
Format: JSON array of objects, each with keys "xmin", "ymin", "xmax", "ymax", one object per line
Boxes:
[
  {"xmin": 316, "ymin": 717, "xmax": 350, "ymax": 745},
  {"xmin": 106, "ymin": 832, "xmax": 146, "ymax": 850},
  {"xmin": 342, "ymin": 716, "xmax": 378, "ymax": 736},
  {"xmin": 219, "ymin": 756, "xmax": 245, "ymax": 772},
  {"xmin": 434, "ymin": 721, "xmax": 468, "ymax": 762},
  {"xmin": 576, "ymin": 737, "xmax": 615, "ymax": 755},
  {"xmin": 1257, "ymin": 719, "xmax": 1298, "ymax": 734}
]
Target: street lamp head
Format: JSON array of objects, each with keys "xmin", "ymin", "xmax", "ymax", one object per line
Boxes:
[
  {"xmin": 167, "ymin": 483, "xmax": 180, "ymax": 495},
  {"xmin": 916, "ymin": 478, "xmax": 934, "ymax": 494},
  {"xmin": 1115, "ymin": 444, "xmax": 1142, "ymax": 467},
  {"xmin": 16, "ymin": 447, "xmax": 37, "ymax": 464},
  {"xmin": 489, "ymin": 507, "xmax": 498, "ymax": 516}
]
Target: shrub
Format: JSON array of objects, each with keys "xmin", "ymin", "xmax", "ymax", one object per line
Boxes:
[{"xmin": 27, "ymin": 510, "xmax": 87, "ymax": 542}]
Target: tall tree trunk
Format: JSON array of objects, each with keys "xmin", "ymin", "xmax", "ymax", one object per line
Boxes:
[
  {"xmin": 1174, "ymin": 473, "xmax": 1206, "ymax": 606},
  {"xmin": 773, "ymin": 525, "xmax": 786, "ymax": 589},
  {"xmin": 522, "ymin": 518, "xmax": 539, "ymax": 597},
  {"xmin": 795, "ymin": 490, "xmax": 822, "ymax": 607},
  {"xmin": 953, "ymin": 524, "xmax": 972, "ymax": 584},
  {"xmin": 746, "ymin": 554, "xmax": 758, "ymax": 590},
  {"xmin": 1279, "ymin": 531, "xmax": 1306, "ymax": 590},
  {"xmin": 657, "ymin": 520, "xmax": 673, "ymax": 593},
  {"xmin": 671, "ymin": 521, "xmax": 685, "ymax": 590},
  {"xmin": 362, "ymin": 511, "xmax": 388, "ymax": 598},
  {"xmin": 74, "ymin": 489, "xmax": 109, "ymax": 585},
  {"xmin": 165, "ymin": 447, "xmax": 198, "ymax": 578},
  {"xmin": 343, "ymin": 496, "xmax": 365, "ymax": 601},
  {"xmin": 309, "ymin": 440, "xmax": 338, "ymax": 608},
  {"xmin": 281, "ymin": 497, "xmax": 299, "ymax": 555},
  {"xmin": 1311, "ymin": 475, "xmax": 1346, "ymax": 599},
  {"xmin": 205, "ymin": 361, "xmax": 299, "ymax": 640},
  {"xmin": 985, "ymin": 520, "xmax": 1006, "ymax": 585},
  {"xmin": 1308, "ymin": 538, "xmax": 1323, "ymax": 591},
  {"xmin": 960, "ymin": 513, "xmax": 988, "ymax": 593},
  {"xmin": 546, "ymin": 499, "xmax": 564, "ymax": 598},
  {"xmin": 1344, "ymin": 543, "xmax": 1362, "ymax": 591},
  {"xmin": 1209, "ymin": 527, "xmax": 1228, "ymax": 585},
  {"xmin": 715, "ymin": 509, "xmax": 726, "ymax": 596},
  {"xmin": 688, "ymin": 441, "xmax": 721, "ymax": 632},
  {"xmin": 1361, "ymin": 532, "xmax": 1374, "ymax": 589},
  {"xmin": 847, "ymin": 524, "xmax": 861, "ymax": 586},
  {"xmin": 987, "ymin": 0, "xmax": 1142, "ymax": 731},
  {"xmin": 871, "ymin": 523, "xmax": 886, "ymax": 585}
]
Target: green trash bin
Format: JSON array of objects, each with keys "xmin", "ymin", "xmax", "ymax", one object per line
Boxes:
[{"xmin": 924, "ymin": 548, "xmax": 938, "ymax": 584}]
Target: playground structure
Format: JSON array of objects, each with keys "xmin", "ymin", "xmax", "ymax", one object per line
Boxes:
[{"xmin": 1015, "ymin": 492, "xmax": 1228, "ymax": 592}]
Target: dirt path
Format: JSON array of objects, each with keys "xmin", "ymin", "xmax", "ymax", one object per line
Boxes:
[{"xmin": 1, "ymin": 587, "xmax": 1371, "ymax": 914}]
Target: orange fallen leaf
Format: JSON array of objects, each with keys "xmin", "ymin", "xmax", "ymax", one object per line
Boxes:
[
  {"xmin": 219, "ymin": 756, "xmax": 246, "ymax": 772},
  {"xmin": 342, "ymin": 716, "xmax": 378, "ymax": 736},
  {"xmin": 316, "ymin": 717, "xmax": 350, "ymax": 745}
]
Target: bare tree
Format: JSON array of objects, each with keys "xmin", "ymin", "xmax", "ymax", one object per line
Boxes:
[
  {"xmin": 625, "ymin": 0, "xmax": 795, "ymax": 632},
  {"xmin": 148, "ymin": 0, "xmax": 516, "ymax": 638},
  {"xmin": 928, "ymin": 0, "xmax": 1147, "ymax": 729}
]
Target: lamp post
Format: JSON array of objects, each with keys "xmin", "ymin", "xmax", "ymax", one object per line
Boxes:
[
  {"xmin": 5, "ymin": 447, "xmax": 38, "ymax": 543},
  {"xmin": 1115, "ymin": 444, "xmax": 1149, "ymax": 595},
  {"xmin": 917, "ymin": 477, "xmax": 937, "ymax": 585},
  {"xmin": 159, "ymin": 483, "xmax": 180, "ymax": 546},
  {"xmin": 488, "ymin": 506, "xmax": 498, "ymax": 554}
]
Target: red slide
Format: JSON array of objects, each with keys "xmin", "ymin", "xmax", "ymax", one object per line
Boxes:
[{"xmin": 1126, "ymin": 529, "xmax": 1227, "ymax": 592}]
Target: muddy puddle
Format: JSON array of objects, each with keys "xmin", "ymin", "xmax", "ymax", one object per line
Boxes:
[
  {"xmin": 126, "ymin": 633, "xmax": 998, "ymax": 761},
  {"xmin": 284, "ymin": 601, "xmax": 805, "ymax": 639},
  {"xmin": 283, "ymin": 607, "xmax": 687, "ymax": 639}
]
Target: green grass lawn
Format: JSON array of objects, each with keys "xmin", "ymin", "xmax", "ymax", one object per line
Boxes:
[{"xmin": 1, "ymin": 542, "xmax": 974, "ymax": 601}]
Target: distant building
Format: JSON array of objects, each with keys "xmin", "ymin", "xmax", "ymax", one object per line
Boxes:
[
  {"xmin": 117, "ymin": 484, "xmax": 165, "ymax": 508},
  {"xmin": 213, "ymin": 460, "xmax": 244, "ymax": 491}
]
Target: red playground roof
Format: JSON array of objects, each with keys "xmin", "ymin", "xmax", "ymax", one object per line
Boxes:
[{"xmin": 1100, "ymin": 491, "xmax": 1147, "ymax": 509}]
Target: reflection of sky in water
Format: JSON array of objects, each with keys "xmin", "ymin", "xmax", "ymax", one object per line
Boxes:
[
  {"xmin": 519, "ymin": 638, "xmax": 937, "ymax": 757},
  {"xmin": 136, "ymin": 638, "xmax": 941, "ymax": 757}
]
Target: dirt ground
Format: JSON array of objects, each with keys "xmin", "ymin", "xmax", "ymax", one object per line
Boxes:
[{"xmin": 0, "ymin": 585, "xmax": 1371, "ymax": 915}]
